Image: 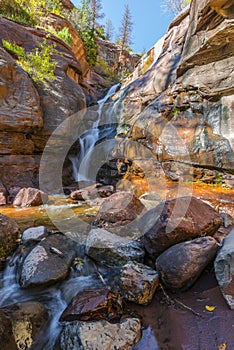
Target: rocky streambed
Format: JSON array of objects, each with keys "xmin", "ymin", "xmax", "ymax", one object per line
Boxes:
[{"xmin": 0, "ymin": 180, "xmax": 234, "ymax": 350}]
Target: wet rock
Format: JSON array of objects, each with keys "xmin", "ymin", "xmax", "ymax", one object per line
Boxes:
[
  {"xmin": 0, "ymin": 310, "xmax": 17, "ymax": 350},
  {"xmin": 1, "ymin": 301, "xmax": 48, "ymax": 350},
  {"xmin": 95, "ymin": 191, "xmax": 146, "ymax": 228},
  {"xmin": 18, "ymin": 234, "xmax": 75, "ymax": 288},
  {"xmin": 119, "ymin": 261, "xmax": 159, "ymax": 305},
  {"xmin": 139, "ymin": 192, "xmax": 162, "ymax": 210},
  {"xmin": 0, "ymin": 214, "xmax": 20, "ymax": 260},
  {"xmin": 215, "ymin": 228, "xmax": 234, "ymax": 309},
  {"xmin": 60, "ymin": 289, "xmax": 123, "ymax": 322},
  {"xmin": 60, "ymin": 318, "xmax": 141, "ymax": 350},
  {"xmin": 70, "ymin": 184, "xmax": 115, "ymax": 201},
  {"xmin": 0, "ymin": 180, "xmax": 7, "ymax": 205},
  {"xmin": 86, "ymin": 228, "xmax": 145, "ymax": 266},
  {"xmin": 156, "ymin": 236, "xmax": 218, "ymax": 290},
  {"xmin": 13, "ymin": 187, "xmax": 48, "ymax": 207},
  {"xmin": 21, "ymin": 226, "xmax": 47, "ymax": 244},
  {"xmin": 140, "ymin": 196, "xmax": 222, "ymax": 258}
]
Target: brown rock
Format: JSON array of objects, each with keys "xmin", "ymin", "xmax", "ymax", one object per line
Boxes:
[
  {"xmin": 0, "ymin": 180, "xmax": 7, "ymax": 205},
  {"xmin": 140, "ymin": 196, "xmax": 222, "ymax": 257},
  {"xmin": 59, "ymin": 289, "xmax": 123, "ymax": 322},
  {"xmin": 156, "ymin": 236, "xmax": 218, "ymax": 290},
  {"xmin": 0, "ymin": 311, "xmax": 17, "ymax": 350},
  {"xmin": 70, "ymin": 184, "xmax": 115, "ymax": 201},
  {"xmin": 95, "ymin": 191, "xmax": 146, "ymax": 227},
  {"xmin": 119, "ymin": 261, "xmax": 159, "ymax": 305},
  {"xmin": 0, "ymin": 214, "xmax": 20, "ymax": 260},
  {"xmin": 1, "ymin": 301, "xmax": 48, "ymax": 350},
  {"xmin": 13, "ymin": 187, "xmax": 48, "ymax": 207}
]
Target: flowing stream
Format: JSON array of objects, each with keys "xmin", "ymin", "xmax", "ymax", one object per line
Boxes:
[{"xmin": 69, "ymin": 83, "xmax": 121, "ymax": 182}]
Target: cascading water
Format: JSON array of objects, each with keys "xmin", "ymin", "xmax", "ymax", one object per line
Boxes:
[{"xmin": 69, "ymin": 83, "xmax": 121, "ymax": 182}]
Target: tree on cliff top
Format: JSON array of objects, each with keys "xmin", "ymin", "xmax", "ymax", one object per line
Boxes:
[
  {"xmin": 162, "ymin": 0, "xmax": 191, "ymax": 16},
  {"xmin": 105, "ymin": 17, "xmax": 114, "ymax": 41},
  {"xmin": 90, "ymin": 0, "xmax": 104, "ymax": 35},
  {"xmin": 118, "ymin": 4, "xmax": 133, "ymax": 52}
]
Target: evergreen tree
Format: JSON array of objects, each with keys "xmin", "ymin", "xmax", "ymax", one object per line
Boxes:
[
  {"xmin": 90, "ymin": 0, "xmax": 104, "ymax": 35},
  {"xmin": 105, "ymin": 17, "xmax": 114, "ymax": 41},
  {"xmin": 118, "ymin": 4, "xmax": 133, "ymax": 52}
]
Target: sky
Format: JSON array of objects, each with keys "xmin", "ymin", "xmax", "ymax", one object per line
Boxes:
[{"xmin": 72, "ymin": 1, "xmax": 173, "ymax": 53}]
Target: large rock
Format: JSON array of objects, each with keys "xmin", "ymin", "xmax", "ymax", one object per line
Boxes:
[
  {"xmin": 156, "ymin": 236, "xmax": 218, "ymax": 290},
  {"xmin": 13, "ymin": 187, "xmax": 48, "ymax": 207},
  {"xmin": 0, "ymin": 311, "xmax": 17, "ymax": 350},
  {"xmin": 119, "ymin": 261, "xmax": 159, "ymax": 305},
  {"xmin": 18, "ymin": 234, "xmax": 75, "ymax": 288},
  {"xmin": 21, "ymin": 226, "xmax": 47, "ymax": 244},
  {"xmin": 85, "ymin": 228, "xmax": 145, "ymax": 266},
  {"xmin": 140, "ymin": 196, "xmax": 222, "ymax": 257},
  {"xmin": 60, "ymin": 289, "xmax": 123, "ymax": 322},
  {"xmin": 60, "ymin": 318, "xmax": 142, "ymax": 350},
  {"xmin": 95, "ymin": 191, "xmax": 146, "ymax": 227},
  {"xmin": 215, "ymin": 228, "xmax": 234, "ymax": 309},
  {"xmin": 0, "ymin": 301, "xmax": 48, "ymax": 350},
  {"xmin": 0, "ymin": 214, "xmax": 20, "ymax": 260}
]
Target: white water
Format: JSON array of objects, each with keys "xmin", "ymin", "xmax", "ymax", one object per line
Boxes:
[{"xmin": 69, "ymin": 83, "xmax": 121, "ymax": 182}]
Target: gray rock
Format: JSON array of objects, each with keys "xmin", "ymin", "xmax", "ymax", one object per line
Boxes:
[
  {"xmin": 156, "ymin": 236, "xmax": 218, "ymax": 290},
  {"xmin": 21, "ymin": 226, "xmax": 47, "ymax": 244},
  {"xmin": 86, "ymin": 228, "xmax": 145, "ymax": 266},
  {"xmin": 215, "ymin": 228, "xmax": 234, "ymax": 309},
  {"xmin": 19, "ymin": 234, "xmax": 75, "ymax": 288},
  {"xmin": 119, "ymin": 261, "xmax": 159, "ymax": 305},
  {"xmin": 60, "ymin": 318, "xmax": 142, "ymax": 350}
]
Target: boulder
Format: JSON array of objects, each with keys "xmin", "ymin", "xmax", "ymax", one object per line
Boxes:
[
  {"xmin": 119, "ymin": 261, "xmax": 159, "ymax": 305},
  {"xmin": 0, "ymin": 214, "xmax": 20, "ymax": 260},
  {"xmin": 59, "ymin": 318, "xmax": 142, "ymax": 350},
  {"xmin": 156, "ymin": 236, "xmax": 218, "ymax": 290},
  {"xmin": 95, "ymin": 191, "xmax": 146, "ymax": 227},
  {"xmin": 1, "ymin": 301, "xmax": 48, "ymax": 350},
  {"xmin": 13, "ymin": 187, "xmax": 48, "ymax": 207},
  {"xmin": 140, "ymin": 196, "xmax": 222, "ymax": 258},
  {"xmin": 0, "ymin": 180, "xmax": 7, "ymax": 205},
  {"xmin": 21, "ymin": 226, "xmax": 47, "ymax": 244},
  {"xmin": 60, "ymin": 289, "xmax": 123, "ymax": 322},
  {"xmin": 215, "ymin": 228, "xmax": 234, "ymax": 309},
  {"xmin": 18, "ymin": 234, "xmax": 75, "ymax": 288},
  {"xmin": 85, "ymin": 228, "xmax": 145, "ymax": 266},
  {"xmin": 70, "ymin": 184, "xmax": 115, "ymax": 201}
]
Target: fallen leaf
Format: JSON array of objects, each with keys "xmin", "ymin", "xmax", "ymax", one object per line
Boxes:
[
  {"xmin": 205, "ymin": 305, "xmax": 216, "ymax": 312},
  {"xmin": 218, "ymin": 343, "xmax": 227, "ymax": 350}
]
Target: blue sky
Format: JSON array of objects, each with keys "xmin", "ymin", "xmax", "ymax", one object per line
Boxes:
[{"xmin": 72, "ymin": 1, "xmax": 173, "ymax": 53}]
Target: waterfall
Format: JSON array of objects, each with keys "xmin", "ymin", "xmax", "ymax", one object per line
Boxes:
[{"xmin": 69, "ymin": 83, "xmax": 121, "ymax": 183}]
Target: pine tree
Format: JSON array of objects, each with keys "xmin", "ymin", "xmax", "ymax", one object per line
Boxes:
[
  {"xmin": 118, "ymin": 4, "xmax": 133, "ymax": 53},
  {"xmin": 90, "ymin": 0, "xmax": 104, "ymax": 35},
  {"xmin": 105, "ymin": 17, "xmax": 114, "ymax": 41}
]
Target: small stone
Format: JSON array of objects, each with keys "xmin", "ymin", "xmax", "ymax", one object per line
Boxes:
[
  {"xmin": 119, "ymin": 261, "xmax": 159, "ymax": 305},
  {"xmin": 156, "ymin": 236, "xmax": 218, "ymax": 290},
  {"xmin": 21, "ymin": 226, "xmax": 47, "ymax": 244}
]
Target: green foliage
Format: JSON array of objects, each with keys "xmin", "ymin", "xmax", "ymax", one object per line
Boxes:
[
  {"xmin": 0, "ymin": 0, "xmax": 63, "ymax": 26},
  {"xmin": 54, "ymin": 27, "xmax": 73, "ymax": 47},
  {"xmin": 0, "ymin": 0, "xmax": 34, "ymax": 25},
  {"xmin": 3, "ymin": 39, "xmax": 57, "ymax": 85},
  {"xmin": 2, "ymin": 39, "xmax": 26, "ymax": 58}
]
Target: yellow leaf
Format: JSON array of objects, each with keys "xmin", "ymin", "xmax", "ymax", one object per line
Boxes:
[
  {"xmin": 205, "ymin": 305, "xmax": 216, "ymax": 312},
  {"xmin": 218, "ymin": 343, "xmax": 227, "ymax": 350}
]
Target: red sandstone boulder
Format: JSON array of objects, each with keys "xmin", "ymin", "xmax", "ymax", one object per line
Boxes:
[
  {"xmin": 140, "ymin": 196, "xmax": 222, "ymax": 258},
  {"xmin": 13, "ymin": 187, "xmax": 48, "ymax": 207},
  {"xmin": 156, "ymin": 236, "xmax": 218, "ymax": 290}
]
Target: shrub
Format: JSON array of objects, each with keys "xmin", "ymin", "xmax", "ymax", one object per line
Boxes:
[
  {"xmin": 0, "ymin": 0, "xmax": 34, "ymax": 25},
  {"xmin": 54, "ymin": 27, "xmax": 73, "ymax": 47},
  {"xmin": 3, "ymin": 39, "xmax": 57, "ymax": 85}
]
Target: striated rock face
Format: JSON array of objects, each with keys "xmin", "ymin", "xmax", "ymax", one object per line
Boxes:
[
  {"xmin": 111, "ymin": 0, "xmax": 234, "ymax": 181},
  {"xmin": 0, "ymin": 16, "xmax": 86, "ymax": 195}
]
